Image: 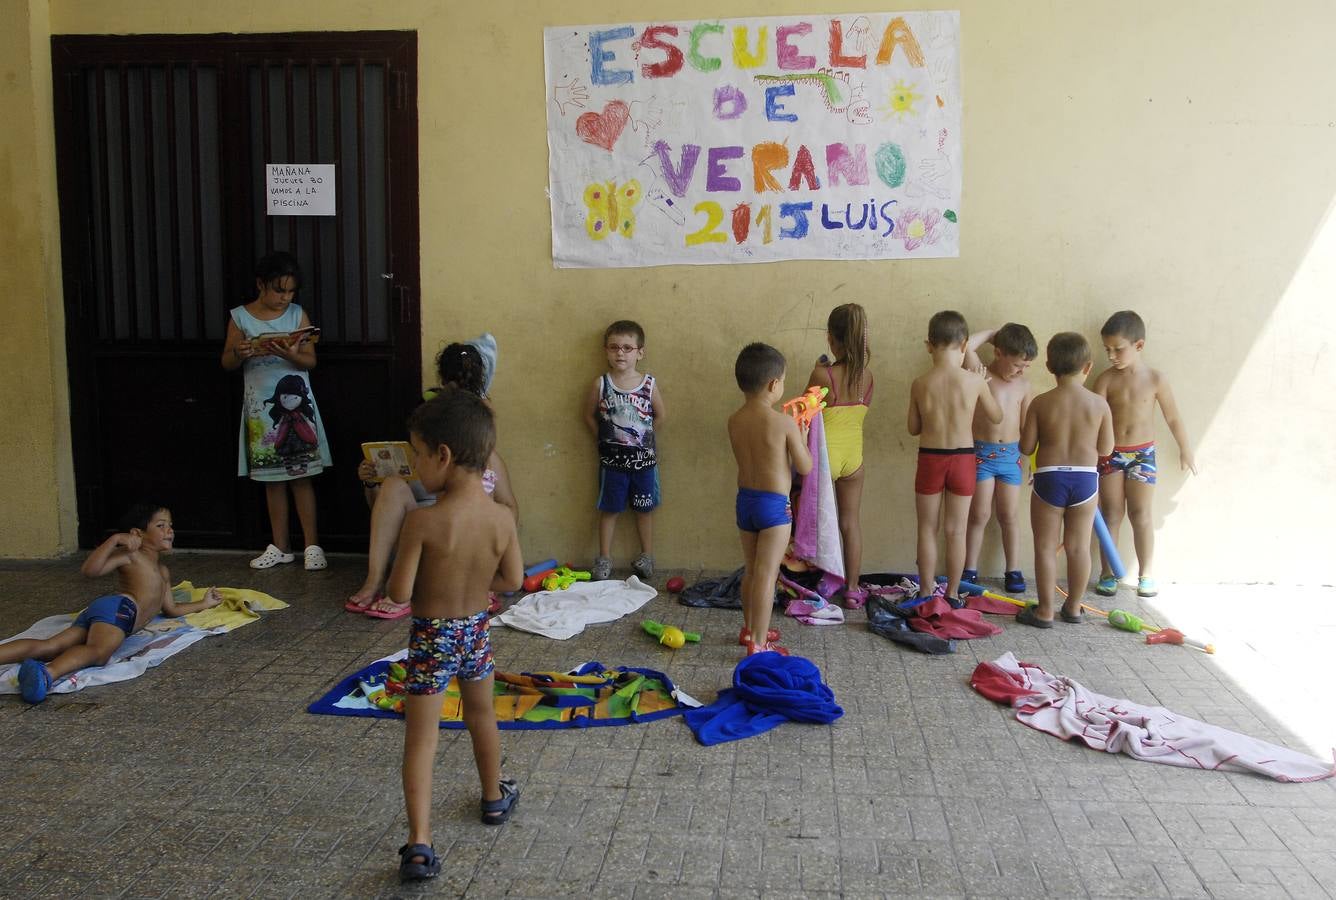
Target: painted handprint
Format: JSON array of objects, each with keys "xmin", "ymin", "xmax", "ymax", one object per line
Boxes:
[
  {"xmin": 906, "ymin": 150, "xmax": 953, "ymax": 200},
  {"xmin": 551, "ymin": 77, "xmax": 590, "ymax": 116}
]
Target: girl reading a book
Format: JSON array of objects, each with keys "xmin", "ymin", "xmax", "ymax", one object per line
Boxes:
[
  {"xmin": 346, "ymin": 337, "xmax": 518, "ymax": 618},
  {"xmin": 221, "ymin": 252, "xmax": 331, "ymax": 571}
]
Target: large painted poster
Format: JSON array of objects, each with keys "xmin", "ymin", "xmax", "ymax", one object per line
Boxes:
[{"xmin": 544, "ymin": 12, "xmax": 961, "ymax": 269}]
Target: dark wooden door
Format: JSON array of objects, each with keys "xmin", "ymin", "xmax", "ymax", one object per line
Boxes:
[{"xmin": 52, "ymin": 32, "xmax": 420, "ymax": 551}]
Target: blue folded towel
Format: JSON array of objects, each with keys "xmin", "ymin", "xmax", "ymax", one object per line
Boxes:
[{"xmin": 684, "ymin": 651, "xmax": 842, "ymax": 746}]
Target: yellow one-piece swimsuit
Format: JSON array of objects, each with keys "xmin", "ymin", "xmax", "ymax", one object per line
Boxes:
[{"xmin": 820, "ymin": 365, "xmax": 873, "ymax": 479}]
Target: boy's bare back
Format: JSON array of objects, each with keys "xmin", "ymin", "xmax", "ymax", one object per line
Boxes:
[
  {"xmin": 728, "ymin": 401, "xmax": 809, "ymax": 494},
  {"xmin": 393, "ymin": 484, "xmax": 521, "ymax": 620},
  {"xmin": 910, "ymin": 365, "xmax": 996, "ymax": 448},
  {"xmin": 1026, "ymin": 384, "xmax": 1113, "ymax": 469}
]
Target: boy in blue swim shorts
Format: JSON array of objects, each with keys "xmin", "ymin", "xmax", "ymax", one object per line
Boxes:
[
  {"xmin": 385, "ymin": 390, "xmax": 524, "ymax": 882},
  {"xmin": 0, "ymin": 503, "xmax": 221, "ymax": 703},
  {"xmin": 1016, "ymin": 333, "xmax": 1113, "ymax": 628},
  {"xmin": 1093, "ymin": 311, "xmax": 1196, "ymax": 598},
  {"xmin": 961, "ymin": 323, "xmax": 1037, "ymax": 593},
  {"xmin": 728, "ymin": 343, "xmax": 812, "ymax": 656}
]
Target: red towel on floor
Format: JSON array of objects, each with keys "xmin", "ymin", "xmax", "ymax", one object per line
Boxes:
[
  {"xmin": 964, "ymin": 594, "xmax": 1021, "ymax": 616},
  {"xmin": 905, "ymin": 597, "xmax": 1003, "ymax": 639}
]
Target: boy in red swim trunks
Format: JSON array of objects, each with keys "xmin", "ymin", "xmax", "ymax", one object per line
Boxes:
[
  {"xmin": 1092, "ymin": 311, "xmax": 1196, "ymax": 598},
  {"xmin": 386, "ymin": 390, "xmax": 524, "ymax": 882},
  {"xmin": 907, "ymin": 311, "xmax": 1002, "ymax": 605}
]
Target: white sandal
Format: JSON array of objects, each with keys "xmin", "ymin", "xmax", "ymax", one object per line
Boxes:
[
  {"xmin": 303, "ymin": 545, "xmax": 328, "ymax": 571},
  {"xmin": 250, "ymin": 544, "xmax": 295, "ymax": 569}
]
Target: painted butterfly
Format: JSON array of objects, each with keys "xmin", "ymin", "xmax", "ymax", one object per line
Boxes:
[{"xmin": 583, "ymin": 179, "xmax": 641, "ymax": 240}]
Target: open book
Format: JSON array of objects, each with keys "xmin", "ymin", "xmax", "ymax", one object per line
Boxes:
[
  {"xmin": 249, "ymin": 325, "xmax": 321, "ymax": 353},
  {"xmin": 361, "ymin": 441, "xmax": 416, "ymax": 482}
]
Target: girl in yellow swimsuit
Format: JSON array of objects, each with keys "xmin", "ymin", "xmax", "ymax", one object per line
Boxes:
[{"xmin": 807, "ymin": 304, "xmax": 873, "ymax": 608}]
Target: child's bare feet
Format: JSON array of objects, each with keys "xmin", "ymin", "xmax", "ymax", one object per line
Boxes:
[{"xmin": 344, "ymin": 583, "xmax": 381, "ymax": 612}]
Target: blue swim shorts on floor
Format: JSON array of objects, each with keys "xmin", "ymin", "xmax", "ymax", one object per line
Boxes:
[
  {"xmin": 73, "ymin": 594, "xmax": 138, "ymax": 636},
  {"xmin": 736, "ymin": 487, "xmax": 792, "ymax": 533},
  {"xmin": 975, "ymin": 440, "xmax": 1023, "ymax": 486},
  {"xmin": 1033, "ymin": 466, "xmax": 1099, "ymax": 508}
]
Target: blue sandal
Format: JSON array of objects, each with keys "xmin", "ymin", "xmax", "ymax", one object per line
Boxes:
[
  {"xmin": 481, "ymin": 778, "xmax": 519, "ymax": 825},
  {"xmin": 398, "ymin": 843, "xmax": 441, "ymax": 882},
  {"xmin": 18, "ymin": 659, "xmax": 51, "ymax": 704}
]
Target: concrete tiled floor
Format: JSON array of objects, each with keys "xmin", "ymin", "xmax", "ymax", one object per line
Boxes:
[{"xmin": 1, "ymin": 554, "xmax": 1334, "ymax": 899}]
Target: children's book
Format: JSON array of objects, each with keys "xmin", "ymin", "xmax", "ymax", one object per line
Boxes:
[
  {"xmin": 361, "ymin": 441, "xmax": 417, "ymax": 482},
  {"xmin": 249, "ymin": 325, "xmax": 321, "ymax": 353}
]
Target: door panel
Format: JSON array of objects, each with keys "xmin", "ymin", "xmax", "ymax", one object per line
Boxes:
[{"xmin": 52, "ymin": 32, "xmax": 420, "ymax": 550}]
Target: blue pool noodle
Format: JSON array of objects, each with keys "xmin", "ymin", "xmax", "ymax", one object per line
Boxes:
[
  {"xmin": 1092, "ymin": 508, "xmax": 1126, "ymax": 579},
  {"xmin": 523, "ymin": 558, "xmax": 559, "ymax": 577}
]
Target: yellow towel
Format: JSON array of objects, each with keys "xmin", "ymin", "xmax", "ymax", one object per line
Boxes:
[{"xmin": 172, "ymin": 581, "xmax": 289, "ymax": 632}]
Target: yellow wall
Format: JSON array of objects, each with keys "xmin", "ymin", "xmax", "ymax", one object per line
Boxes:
[
  {"xmin": 0, "ymin": 0, "xmax": 73, "ymax": 557},
  {"xmin": 8, "ymin": 1, "xmax": 1335, "ymax": 584}
]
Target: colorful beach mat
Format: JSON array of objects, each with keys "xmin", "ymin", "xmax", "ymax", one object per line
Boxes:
[{"xmin": 307, "ymin": 651, "xmax": 701, "ymax": 730}]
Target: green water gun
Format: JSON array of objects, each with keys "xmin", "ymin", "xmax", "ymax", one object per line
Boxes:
[
  {"xmin": 542, "ymin": 566, "xmax": 591, "ymax": 591},
  {"xmin": 641, "ymin": 620, "xmax": 701, "ymax": 649}
]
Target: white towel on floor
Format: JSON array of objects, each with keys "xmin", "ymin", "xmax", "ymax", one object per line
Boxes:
[
  {"xmin": 0, "ymin": 614, "xmax": 213, "ymax": 696},
  {"xmin": 494, "ymin": 577, "xmax": 657, "ymax": 640}
]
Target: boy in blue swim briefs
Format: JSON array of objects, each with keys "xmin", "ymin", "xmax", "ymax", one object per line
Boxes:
[
  {"xmin": 1092, "ymin": 310, "xmax": 1196, "ymax": 598},
  {"xmin": 1016, "ymin": 333, "xmax": 1113, "ymax": 628},
  {"xmin": 727, "ymin": 343, "xmax": 812, "ymax": 657},
  {"xmin": 962, "ymin": 323, "xmax": 1037, "ymax": 593},
  {"xmin": 1, "ymin": 503, "xmax": 222, "ymax": 703}
]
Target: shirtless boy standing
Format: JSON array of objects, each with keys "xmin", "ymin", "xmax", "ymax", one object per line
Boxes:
[
  {"xmin": 388, "ymin": 389, "xmax": 524, "ymax": 882},
  {"xmin": 1092, "ymin": 311, "xmax": 1196, "ymax": 598},
  {"xmin": 727, "ymin": 343, "xmax": 812, "ymax": 657},
  {"xmin": 908, "ymin": 311, "xmax": 1002, "ymax": 604},
  {"xmin": 962, "ymin": 324, "xmax": 1037, "ymax": 593},
  {"xmin": 1016, "ymin": 333, "xmax": 1114, "ymax": 627},
  {"xmin": 3, "ymin": 503, "xmax": 222, "ymax": 703}
]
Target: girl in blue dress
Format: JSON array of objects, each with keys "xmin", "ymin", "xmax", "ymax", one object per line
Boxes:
[{"xmin": 221, "ymin": 252, "xmax": 332, "ymax": 570}]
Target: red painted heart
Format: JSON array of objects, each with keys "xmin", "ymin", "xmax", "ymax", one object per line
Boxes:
[{"xmin": 575, "ymin": 100, "xmax": 630, "ymax": 152}]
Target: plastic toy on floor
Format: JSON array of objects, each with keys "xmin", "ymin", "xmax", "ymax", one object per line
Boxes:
[
  {"xmin": 641, "ymin": 620, "xmax": 700, "ymax": 649},
  {"xmin": 1107, "ymin": 608, "xmax": 1214, "ymax": 653},
  {"xmin": 541, "ymin": 567, "xmax": 591, "ymax": 591}
]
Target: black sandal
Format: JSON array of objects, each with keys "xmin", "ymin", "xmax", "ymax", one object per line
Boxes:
[
  {"xmin": 480, "ymin": 778, "xmax": 519, "ymax": 825},
  {"xmin": 398, "ymin": 843, "xmax": 441, "ymax": 882}
]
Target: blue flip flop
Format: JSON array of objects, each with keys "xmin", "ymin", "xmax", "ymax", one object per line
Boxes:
[
  {"xmin": 397, "ymin": 843, "xmax": 441, "ymax": 882},
  {"xmin": 18, "ymin": 659, "xmax": 51, "ymax": 704}
]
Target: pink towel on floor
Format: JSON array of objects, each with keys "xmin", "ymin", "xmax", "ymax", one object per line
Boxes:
[
  {"xmin": 972, "ymin": 652, "xmax": 1336, "ymax": 783},
  {"xmin": 906, "ymin": 596, "xmax": 1003, "ymax": 639}
]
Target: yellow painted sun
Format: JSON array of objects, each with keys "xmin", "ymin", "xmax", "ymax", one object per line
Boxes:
[{"xmin": 886, "ymin": 80, "xmax": 921, "ymax": 120}]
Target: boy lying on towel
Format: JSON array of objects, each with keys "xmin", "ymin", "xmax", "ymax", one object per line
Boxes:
[{"xmin": 0, "ymin": 502, "xmax": 221, "ymax": 703}]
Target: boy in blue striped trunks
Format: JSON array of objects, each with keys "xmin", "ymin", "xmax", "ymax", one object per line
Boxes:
[
  {"xmin": 962, "ymin": 323, "xmax": 1038, "ymax": 593},
  {"xmin": 1092, "ymin": 311, "xmax": 1197, "ymax": 598}
]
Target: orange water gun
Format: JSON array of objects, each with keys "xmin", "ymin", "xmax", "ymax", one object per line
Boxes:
[{"xmin": 782, "ymin": 385, "xmax": 828, "ymax": 428}]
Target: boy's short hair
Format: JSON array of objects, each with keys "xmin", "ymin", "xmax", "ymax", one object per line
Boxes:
[
  {"xmin": 604, "ymin": 320, "xmax": 645, "ymax": 347},
  {"xmin": 407, "ymin": 389, "xmax": 495, "ymax": 472},
  {"xmin": 993, "ymin": 323, "xmax": 1038, "ymax": 360},
  {"xmin": 1100, "ymin": 310, "xmax": 1146, "ymax": 343},
  {"xmin": 120, "ymin": 502, "xmax": 168, "ymax": 532},
  {"xmin": 735, "ymin": 342, "xmax": 786, "ymax": 393},
  {"xmin": 927, "ymin": 310, "xmax": 969, "ymax": 347},
  {"xmin": 1047, "ymin": 332, "xmax": 1091, "ymax": 376}
]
